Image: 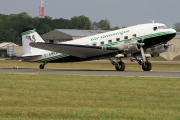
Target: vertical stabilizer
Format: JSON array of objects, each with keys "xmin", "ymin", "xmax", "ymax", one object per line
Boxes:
[{"xmin": 22, "ymin": 27, "xmax": 45, "ymax": 55}]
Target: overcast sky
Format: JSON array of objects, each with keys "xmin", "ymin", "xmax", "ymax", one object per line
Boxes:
[{"xmin": 0, "ymin": 0, "xmax": 179, "ymax": 28}]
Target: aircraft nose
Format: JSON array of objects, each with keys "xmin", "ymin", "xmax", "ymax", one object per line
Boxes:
[
  {"xmin": 169, "ymin": 28, "xmax": 177, "ymax": 38},
  {"xmin": 171, "ymin": 28, "xmax": 177, "ymax": 34}
]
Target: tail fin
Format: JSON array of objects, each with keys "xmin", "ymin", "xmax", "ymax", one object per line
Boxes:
[{"xmin": 22, "ymin": 27, "xmax": 45, "ymax": 55}]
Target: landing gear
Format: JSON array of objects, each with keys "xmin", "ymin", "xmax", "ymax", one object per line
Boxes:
[
  {"xmin": 109, "ymin": 57, "xmax": 125, "ymax": 71},
  {"xmin": 39, "ymin": 62, "xmax": 47, "ymax": 69},
  {"xmin": 39, "ymin": 64, "xmax": 44, "ymax": 69},
  {"xmin": 115, "ymin": 61, "xmax": 125, "ymax": 71},
  {"xmin": 132, "ymin": 55, "xmax": 152, "ymax": 71},
  {"xmin": 142, "ymin": 61, "xmax": 152, "ymax": 71},
  {"xmin": 135, "ymin": 39, "xmax": 152, "ymax": 71}
]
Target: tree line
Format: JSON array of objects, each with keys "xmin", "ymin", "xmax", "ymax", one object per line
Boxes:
[
  {"xmin": 0, "ymin": 12, "xmax": 179, "ymax": 45},
  {"xmin": 0, "ymin": 12, "xmax": 120, "ymax": 45}
]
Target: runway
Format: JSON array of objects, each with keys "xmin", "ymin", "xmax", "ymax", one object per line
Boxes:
[{"xmin": 0, "ymin": 68, "xmax": 180, "ymax": 78}]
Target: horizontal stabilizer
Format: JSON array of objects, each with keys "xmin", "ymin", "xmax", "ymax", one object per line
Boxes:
[
  {"xmin": 30, "ymin": 42, "xmax": 119, "ymax": 58},
  {"xmin": 22, "ymin": 53, "xmax": 42, "ymax": 57}
]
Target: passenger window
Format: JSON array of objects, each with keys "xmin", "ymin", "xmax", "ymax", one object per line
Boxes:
[
  {"xmin": 124, "ymin": 36, "xmax": 128, "ymax": 39},
  {"xmin": 108, "ymin": 40, "xmax": 112, "ymax": 43},
  {"xmin": 100, "ymin": 42, "xmax": 104, "ymax": 45},
  {"xmin": 92, "ymin": 43, "xmax": 96, "ymax": 46},
  {"xmin": 132, "ymin": 34, "xmax": 136, "ymax": 37},
  {"xmin": 116, "ymin": 38, "xmax": 120, "ymax": 41}
]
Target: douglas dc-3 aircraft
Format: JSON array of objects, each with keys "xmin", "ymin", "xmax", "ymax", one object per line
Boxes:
[{"xmin": 21, "ymin": 22, "xmax": 176, "ymax": 71}]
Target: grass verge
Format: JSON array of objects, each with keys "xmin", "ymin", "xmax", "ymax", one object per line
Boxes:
[{"xmin": 0, "ymin": 74, "xmax": 179, "ymax": 120}]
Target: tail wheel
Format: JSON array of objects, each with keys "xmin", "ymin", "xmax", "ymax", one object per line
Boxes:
[
  {"xmin": 142, "ymin": 62, "xmax": 152, "ymax": 71},
  {"xmin": 39, "ymin": 64, "xmax": 44, "ymax": 69},
  {"xmin": 115, "ymin": 62, "xmax": 125, "ymax": 71}
]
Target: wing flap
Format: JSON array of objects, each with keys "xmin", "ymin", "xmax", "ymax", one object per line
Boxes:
[{"xmin": 30, "ymin": 42, "xmax": 119, "ymax": 58}]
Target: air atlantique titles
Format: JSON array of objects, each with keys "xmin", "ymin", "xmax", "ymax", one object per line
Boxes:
[{"xmin": 91, "ymin": 30, "xmax": 130, "ymax": 41}]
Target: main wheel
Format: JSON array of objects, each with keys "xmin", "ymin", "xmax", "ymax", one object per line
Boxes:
[
  {"xmin": 39, "ymin": 64, "xmax": 44, "ymax": 69},
  {"xmin": 115, "ymin": 61, "xmax": 125, "ymax": 71},
  {"xmin": 142, "ymin": 62, "xmax": 152, "ymax": 71}
]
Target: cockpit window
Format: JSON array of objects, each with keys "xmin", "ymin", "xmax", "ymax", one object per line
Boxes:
[
  {"xmin": 154, "ymin": 25, "xmax": 167, "ymax": 31},
  {"xmin": 158, "ymin": 26, "xmax": 167, "ymax": 29},
  {"xmin": 153, "ymin": 27, "xmax": 157, "ymax": 31}
]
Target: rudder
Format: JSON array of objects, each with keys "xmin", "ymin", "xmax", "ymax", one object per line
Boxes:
[{"xmin": 22, "ymin": 27, "xmax": 45, "ymax": 55}]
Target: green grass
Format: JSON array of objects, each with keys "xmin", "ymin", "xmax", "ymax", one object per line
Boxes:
[
  {"xmin": 0, "ymin": 59, "xmax": 180, "ymax": 119},
  {"xmin": 0, "ymin": 74, "xmax": 180, "ymax": 120}
]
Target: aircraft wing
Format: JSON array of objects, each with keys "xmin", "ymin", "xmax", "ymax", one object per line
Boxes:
[{"xmin": 30, "ymin": 42, "xmax": 120, "ymax": 58}]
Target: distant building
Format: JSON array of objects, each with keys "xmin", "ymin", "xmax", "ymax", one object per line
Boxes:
[
  {"xmin": 0, "ymin": 42, "xmax": 20, "ymax": 57},
  {"xmin": 160, "ymin": 32, "xmax": 180, "ymax": 60},
  {"xmin": 9, "ymin": 46, "xmax": 23, "ymax": 57}
]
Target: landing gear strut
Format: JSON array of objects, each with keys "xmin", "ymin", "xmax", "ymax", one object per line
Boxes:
[
  {"xmin": 136, "ymin": 40, "xmax": 152, "ymax": 71},
  {"xmin": 132, "ymin": 55, "xmax": 152, "ymax": 71},
  {"xmin": 109, "ymin": 57, "xmax": 125, "ymax": 71},
  {"xmin": 39, "ymin": 62, "xmax": 47, "ymax": 69}
]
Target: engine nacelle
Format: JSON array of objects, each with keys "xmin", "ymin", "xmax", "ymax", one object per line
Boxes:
[
  {"xmin": 118, "ymin": 40, "xmax": 140, "ymax": 54},
  {"xmin": 150, "ymin": 44, "xmax": 169, "ymax": 57}
]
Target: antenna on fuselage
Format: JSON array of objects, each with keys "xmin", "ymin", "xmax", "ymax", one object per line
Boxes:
[{"xmin": 149, "ymin": 20, "xmax": 155, "ymax": 23}]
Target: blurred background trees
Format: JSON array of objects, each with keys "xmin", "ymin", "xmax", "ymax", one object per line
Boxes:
[{"xmin": 0, "ymin": 12, "xmax": 178, "ymax": 45}]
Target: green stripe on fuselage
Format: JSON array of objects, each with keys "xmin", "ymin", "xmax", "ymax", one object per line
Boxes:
[{"xmin": 102, "ymin": 31, "xmax": 174, "ymax": 47}]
